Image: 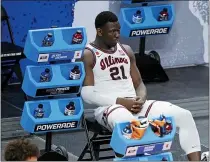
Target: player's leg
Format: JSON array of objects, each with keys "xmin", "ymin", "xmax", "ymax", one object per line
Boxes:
[
  {"xmin": 94, "ymin": 104, "xmax": 136, "ymax": 131},
  {"xmin": 94, "ymin": 104, "xmax": 137, "ymax": 158},
  {"xmin": 142, "ymin": 100, "xmax": 201, "ymax": 161}
]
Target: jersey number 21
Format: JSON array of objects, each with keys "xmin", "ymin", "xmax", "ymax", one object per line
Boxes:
[{"xmin": 110, "ymin": 65, "xmax": 127, "ymax": 80}]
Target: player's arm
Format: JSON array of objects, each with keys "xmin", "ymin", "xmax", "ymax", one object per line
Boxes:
[
  {"xmin": 80, "ymin": 49, "xmax": 117, "ymax": 106},
  {"xmin": 123, "ymin": 45, "xmax": 147, "ymax": 104}
]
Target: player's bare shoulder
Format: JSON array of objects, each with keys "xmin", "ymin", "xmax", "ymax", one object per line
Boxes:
[
  {"xmin": 81, "ymin": 48, "xmax": 95, "ymax": 66},
  {"xmin": 121, "ymin": 44, "xmax": 135, "ymax": 59}
]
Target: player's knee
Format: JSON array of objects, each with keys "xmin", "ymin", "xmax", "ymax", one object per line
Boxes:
[
  {"xmin": 177, "ymin": 108, "xmax": 192, "ymax": 118},
  {"xmin": 183, "ymin": 109, "xmax": 193, "ymax": 120},
  {"xmin": 176, "ymin": 109, "xmax": 193, "ymax": 126},
  {"xmin": 109, "ymin": 104, "xmax": 131, "ymax": 116},
  {"xmin": 111, "ymin": 104, "xmax": 125, "ymax": 108},
  {"xmin": 108, "ymin": 105, "xmax": 134, "ymax": 125},
  {"xmin": 108, "ymin": 104, "xmax": 127, "ymax": 112}
]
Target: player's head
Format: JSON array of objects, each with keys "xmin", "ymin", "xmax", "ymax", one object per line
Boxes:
[
  {"xmin": 4, "ymin": 138, "xmax": 40, "ymax": 161},
  {"xmin": 95, "ymin": 11, "xmax": 120, "ymax": 47}
]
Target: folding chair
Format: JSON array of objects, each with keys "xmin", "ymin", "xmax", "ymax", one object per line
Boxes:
[
  {"xmin": 1, "ymin": 5, "xmax": 24, "ymax": 89},
  {"xmin": 78, "ymin": 115, "xmax": 115, "ymax": 161}
]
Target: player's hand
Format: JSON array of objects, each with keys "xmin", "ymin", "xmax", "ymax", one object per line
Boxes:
[
  {"xmin": 131, "ymin": 97, "xmax": 145, "ymax": 114},
  {"xmin": 134, "ymin": 96, "xmax": 145, "ymax": 106},
  {"xmin": 116, "ymin": 97, "xmax": 137, "ymax": 112}
]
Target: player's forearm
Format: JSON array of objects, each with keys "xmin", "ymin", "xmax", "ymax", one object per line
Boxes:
[
  {"xmin": 135, "ymin": 82, "xmax": 147, "ymax": 102},
  {"xmin": 81, "ymin": 86, "xmax": 117, "ymax": 107}
]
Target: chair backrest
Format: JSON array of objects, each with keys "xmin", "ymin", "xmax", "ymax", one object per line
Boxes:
[
  {"xmin": 1, "ymin": 5, "xmax": 8, "ymax": 21},
  {"xmin": 1, "ymin": 5, "xmax": 15, "ymax": 45}
]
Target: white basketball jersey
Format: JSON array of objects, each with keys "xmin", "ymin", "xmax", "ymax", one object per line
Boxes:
[{"xmin": 86, "ymin": 43, "xmax": 136, "ymax": 99}]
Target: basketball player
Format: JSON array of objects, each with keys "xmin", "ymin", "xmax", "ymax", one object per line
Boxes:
[{"xmin": 81, "ymin": 11, "xmax": 208, "ymax": 161}]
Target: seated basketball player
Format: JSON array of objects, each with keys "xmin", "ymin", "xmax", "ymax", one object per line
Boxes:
[{"xmin": 81, "ymin": 11, "xmax": 207, "ymax": 161}]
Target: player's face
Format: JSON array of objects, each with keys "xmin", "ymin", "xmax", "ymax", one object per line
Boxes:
[{"xmin": 98, "ymin": 21, "xmax": 121, "ymax": 47}]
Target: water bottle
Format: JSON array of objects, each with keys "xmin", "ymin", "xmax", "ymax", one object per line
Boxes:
[
  {"xmin": 132, "ymin": 10, "xmax": 143, "ymax": 24},
  {"xmin": 72, "ymin": 30, "xmax": 83, "ymax": 44},
  {"xmin": 64, "ymin": 102, "xmax": 75, "ymax": 116},
  {"xmin": 40, "ymin": 68, "xmax": 51, "ymax": 82},
  {"xmin": 69, "ymin": 65, "xmax": 81, "ymax": 80},
  {"xmin": 34, "ymin": 104, "xmax": 45, "ymax": 118},
  {"xmin": 42, "ymin": 33, "xmax": 54, "ymax": 47}
]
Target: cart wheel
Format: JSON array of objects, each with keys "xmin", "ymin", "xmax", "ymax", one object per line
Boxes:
[
  {"xmin": 162, "ymin": 157, "xmax": 168, "ymax": 161},
  {"xmin": 55, "ymin": 146, "xmax": 68, "ymax": 160},
  {"xmin": 148, "ymin": 51, "xmax": 161, "ymax": 64}
]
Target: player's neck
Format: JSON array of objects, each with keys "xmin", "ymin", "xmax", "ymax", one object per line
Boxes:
[{"xmin": 93, "ymin": 37, "xmax": 114, "ymax": 51}]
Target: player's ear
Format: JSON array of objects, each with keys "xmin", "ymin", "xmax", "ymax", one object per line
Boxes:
[{"xmin": 96, "ymin": 28, "xmax": 103, "ymax": 37}]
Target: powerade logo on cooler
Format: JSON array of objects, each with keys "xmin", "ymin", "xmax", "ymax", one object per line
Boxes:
[
  {"xmin": 36, "ymin": 86, "xmax": 80, "ymax": 96},
  {"xmin": 34, "ymin": 121, "xmax": 78, "ymax": 132},
  {"xmin": 46, "ymin": 87, "xmax": 70, "ymax": 95},
  {"xmin": 129, "ymin": 27, "xmax": 170, "ymax": 37}
]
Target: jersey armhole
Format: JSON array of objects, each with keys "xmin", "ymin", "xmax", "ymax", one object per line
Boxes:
[
  {"xmin": 85, "ymin": 47, "xmax": 96, "ymax": 69},
  {"xmin": 118, "ymin": 43, "xmax": 132, "ymax": 62},
  {"xmin": 118, "ymin": 43, "xmax": 129, "ymax": 56}
]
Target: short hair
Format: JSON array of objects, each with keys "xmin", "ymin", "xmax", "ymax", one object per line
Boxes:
[
  {"xmin": 4, "ymin": 138, "xmax": 40, "ymax": 161},
  {"xmin": 95, "ymin": 11, "xmax": 118, "ymax": 28}
]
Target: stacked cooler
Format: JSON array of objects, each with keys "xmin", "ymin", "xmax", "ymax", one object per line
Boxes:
[
  {"xmin": 20, "ymin": 27, "xmax": 86, "ymax": 138},
  {"xmin": 119, "ymin": 0, "xmax": 175, "ymax": 37}
]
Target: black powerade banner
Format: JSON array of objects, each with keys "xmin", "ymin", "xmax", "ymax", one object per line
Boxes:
[
  {"xmin": 36, "ymin": 86, "xmax": 80, "ymax": 96},
  {"xmin": 34, "ymin": 121, "xmax": 78, "ymax": 132},
  {"xmin": 129, "ymin": 27, "xmax": 170, "ymax": 37}
]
